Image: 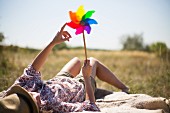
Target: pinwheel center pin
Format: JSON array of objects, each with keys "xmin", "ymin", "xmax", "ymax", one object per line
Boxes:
[
  {"xmin": 80, "ymin": 21, "xmax": 86, "ymax": 26},
  {"xmin": 67, "ymin": 5, "xmax": 98, "ymax": 60}
]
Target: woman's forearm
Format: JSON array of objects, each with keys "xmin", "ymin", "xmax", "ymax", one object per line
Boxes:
[
  {"xmin": 31, "ymin": 42, "xmax": 55, "ymax": 71},
  {"xmin": 31, "ymin": 24, "xmax": 71, "ymax": 72},
  {"xmin": 84, "ymin": 77, "xmax": 95, "ymax": 103}
]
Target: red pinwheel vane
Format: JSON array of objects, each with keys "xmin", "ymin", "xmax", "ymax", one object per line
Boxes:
[{"xmin": 67, "ymin": 5, "xmax": 98, "ymax": 60}]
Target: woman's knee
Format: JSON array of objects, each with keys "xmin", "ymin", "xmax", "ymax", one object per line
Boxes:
[
  {"xmin": 88, "ymin": 57, "xmax": 97, "ymax": 61},
  {"xmin": 88, "ymin": 57, "xmax": 98, "ymax": 65},
  {"xmin": 62, "ymin": 57, "xmax": 81, "ymax": 77},
  {"xmin": 72, "ymin": 57, "xmax": 81, "ymax": 64}
]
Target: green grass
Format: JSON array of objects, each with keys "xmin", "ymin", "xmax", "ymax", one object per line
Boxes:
[{"xmin": 0, "ymin": 46, "xmax": 170, "ymax": 98}]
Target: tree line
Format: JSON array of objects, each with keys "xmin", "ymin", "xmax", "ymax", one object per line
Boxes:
[
  {"xmin": 121, "ymin": 33, "xmax": 169, "ymax": 57},
  {"xmin": 0, "ymin": 32, "xmax": 169, "ymax": 57}
]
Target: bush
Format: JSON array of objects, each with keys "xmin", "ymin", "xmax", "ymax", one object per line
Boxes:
[
  {"xmin": 0, "ymin": 33, "xmax": 5, "ymax": 43},
  {"xmin": 0, "ymin": 33, "xmax": 5, "ymax": 53},
  {"xmin": 121, "ymin": 33, "xmax": 144, "ymax": 51},
  {"xmin": 149, "ymin": 42, "xmax": 168, "ymax": 57},
  {"xmin": 53, "ymin": 42, "xmax": 69, "ymax": 51}
]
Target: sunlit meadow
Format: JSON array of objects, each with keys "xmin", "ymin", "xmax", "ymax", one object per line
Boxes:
[{"xmin": 0, "ymin": 47, "xmax": 169, "ymax": 98}]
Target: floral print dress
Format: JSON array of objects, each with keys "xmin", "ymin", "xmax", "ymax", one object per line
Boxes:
[{"xmin": 10, "ymin": 65, "xmax": 100, "ymax": 113}]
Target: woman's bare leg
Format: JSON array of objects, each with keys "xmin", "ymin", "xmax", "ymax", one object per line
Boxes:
[
  {"xmin": 58, "ymin": 57, "xmax": 81, "ymax": 77},
  {"xmin": 58, "ymin": 57, "xmax": 129, "ymax": 92},
  {"xmin": 89, "ymin": 57, "xmax": 129, "ymax": 92}
]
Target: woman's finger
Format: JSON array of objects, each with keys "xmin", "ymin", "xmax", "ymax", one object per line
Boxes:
[
  {"xmin": 60, "ymin": 23, "xmax": 67, "ymax": 32},
  {"xmin": 84, "ymin": 60, "xmax": 90, "ymax": 66},
  {"xmin": 64, "ymin": 36, "xmax": 71, "ymax": 41},
  {"xmin": 63, "ymin": 31, "xmax": 72, "ymax": 38},
  {"xmin": 87, "ymin": 60, "xmax": 90, "ymax": 65},
  {"xmin": 62, "ymin": 31, "xmax": 71, "ymax": 39}
]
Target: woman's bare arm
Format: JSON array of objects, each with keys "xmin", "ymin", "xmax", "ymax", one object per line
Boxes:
[
  {"xmin": 82, "ymin": 60, "xmax": 95, "ymax": 103},
  {"xmin": 32, "ymin": 23, "xmax": 71, "ymax": 71}
]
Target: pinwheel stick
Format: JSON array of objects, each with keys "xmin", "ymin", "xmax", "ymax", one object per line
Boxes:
[{"xmin": 83, "ymin": 31, "xmax": 87, "ymax": 60}]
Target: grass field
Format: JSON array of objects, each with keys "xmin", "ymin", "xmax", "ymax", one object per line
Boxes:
[{"xmin": 0, "ymin": 46, "xmax": 170, "ymax": 98}]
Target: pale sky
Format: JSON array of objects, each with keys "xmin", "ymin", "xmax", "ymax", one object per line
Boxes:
[{"xmin": 0, "ymin": 0, "xmax": 170, "ymax": 50}]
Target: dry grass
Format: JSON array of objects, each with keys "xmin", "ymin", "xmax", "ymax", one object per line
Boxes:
[{"xmin": 0, "ymin": 47, "xmax": 169, "ymax": 98}]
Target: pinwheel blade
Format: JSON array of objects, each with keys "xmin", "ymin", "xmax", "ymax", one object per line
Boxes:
[
  {"xmin": 85, "ymin": 19, "xmax": 98, "ymax": 25},
  {"xmin": 67, "ymin": 21, "xmax": 81, "ymax": 29},
  {"xmin": 75, "ymin": 26, "xmax": 84, "ymax": 35},
  {"xmin": 69, "ymin": 11, "xmax": 79, "ymax": 24},
  {"xmin": 76, "ymin": 5, "xmax": 85, "ymax": 21},
  {"xmin": 84, "ymin": 25, "xmax": 91, "ymax": 34},
  {"xmin": 82, "ymin": 10, "xmax": 95, "ymax": 20}
]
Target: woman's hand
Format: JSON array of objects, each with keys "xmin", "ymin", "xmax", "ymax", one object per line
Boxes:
[
  {"xmin": 51, "ymin": 23, "xmax": 72, "ymax": 45},
  {"xmin": 82, "ymin": 60, "xmax": 96, "ymax": 103},
  {"xmin": 82, "ymin": 60, "xmax": 92, "ymax": 78}
]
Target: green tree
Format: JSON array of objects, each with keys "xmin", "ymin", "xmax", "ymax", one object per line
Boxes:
[
  {"xmin": 53, "ymin": 42, "xmax": 68, "ymax": 51},
  {"xmin": 121, "ymin": 33, "xmax": 144, "ymax": 51},
  {"xmin": 149, "ymin": 42, "xmax": 168, "ymax": 56},
  {"xmin": 0, "ymin": 33, "xmax": 5, "ymax": 52},
  {"xmin": 0, "ymin": 32, "xmax": 5, "ymax": 44}
]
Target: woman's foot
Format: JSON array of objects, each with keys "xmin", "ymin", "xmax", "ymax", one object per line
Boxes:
[{"xmin": 121, "ymin": 87, "xmax": 130, "ymax": 94}]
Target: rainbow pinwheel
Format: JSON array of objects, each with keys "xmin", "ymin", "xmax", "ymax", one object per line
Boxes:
[
  {"xmin": 66, "ymin": 5, "xmax": 97, "ymax": 60},
  {"xmin": 67, "ymin": 5, "xmax": 98, "ymax": 35}
]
